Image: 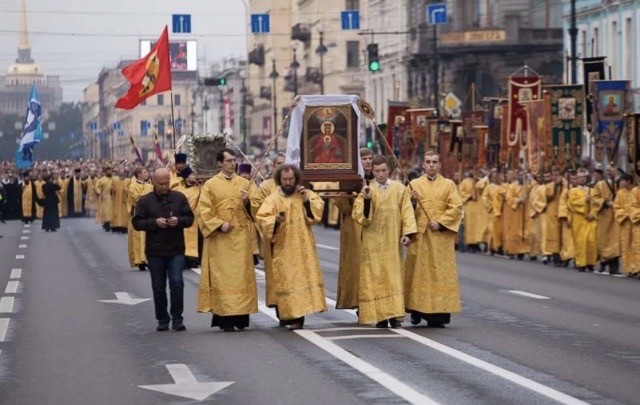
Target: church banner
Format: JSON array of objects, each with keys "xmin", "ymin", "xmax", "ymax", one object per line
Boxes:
[
  {"xmin": 386, "ymin": 102, "xmax": 409, "ymax": 149},
  {"xmin": 625, "ymin": 113, "xmax": 640, "ymax": 177},
  {"xmin": 521, "ymin": 96, "xmax": 551, "ymax": 174},
  {"xmin": 474, "ymin": 125, "xmax": 489, "ymax": 169},
  {"xmin": 593, "ymin": 80, "xmax": 630, "ymax": 164},
  {"xmin": 547, "ymin": 84, "xmax": 584, "ymax": 170},
  {"xmin": 485, "ymin": 98, "xmax": 506, "ymax": 168},
  {"xmin": 460, "ymin": 111, "xmax": 485, "ymax": 168},
  {"xmin": 508, "ymin": 76, "xmax": 542, "ymax": 149},
  {"xmin": 582, "ymin": 56, "xmax": 606, "ymax": 133}
]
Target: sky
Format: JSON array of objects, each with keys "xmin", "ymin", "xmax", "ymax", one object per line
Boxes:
[{"xmin": 0, "ymin": 0, "xmax": 247, "ymax": 102}]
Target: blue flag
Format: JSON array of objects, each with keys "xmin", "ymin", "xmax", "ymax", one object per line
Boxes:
[{"xmin": 15, "ymin": 85, "xmax": 43, "ymax": 170}]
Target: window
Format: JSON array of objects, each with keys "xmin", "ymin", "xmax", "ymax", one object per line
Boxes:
[
  {"xmin": 593, "ymin": 27, "xmax": 599, "ymax": 55},
  {"xmin": 174, "ymin": 94, "xmax": 181, "ymax": 106},
  {"xmin": 625, "ymin": 18, "xmax": 632, "ymax": 79},
  {"xmin": 346, "ymin": 41, "xmax": 360, "ymax": 68},
  {"xmin": 157, "ymin": 94, "xmax": 164, "ymax": 106},
  {"xmin": 345, "ymin": 0, "xmax": 359, "ymax": 11}
]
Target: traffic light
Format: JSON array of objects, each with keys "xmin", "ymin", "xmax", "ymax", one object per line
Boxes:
[
  {"xmin": 365, "ymin": 127, "xmax": 373, "ymax": 149},
  {"xmin": 204, "ymin": 77, "xmax": 227, "ymax": 86},
  {"xmin": 367, "ymin": 43, "xmax": 380, "ymax": 72}
]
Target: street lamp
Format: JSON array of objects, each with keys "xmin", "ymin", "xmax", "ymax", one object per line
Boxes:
[
  {"xmin": 290, "ymin": 44, "xmax": 300, "ymax": 96},
  {"xmin": 269, "ymin": 59, "xmax": 279, "ymax": 150},
  {"xmin": 202, "ymin": 98, "xmax": 210, "ymax": 134},
  {"xmin": 316, "ymin": 31, "xmax": 328, "ymax": 95}
]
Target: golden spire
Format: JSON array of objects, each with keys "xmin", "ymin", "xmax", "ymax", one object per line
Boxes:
[{"xmin": 19, "ymin": 0, "xmax": 30, "ymax": 51}]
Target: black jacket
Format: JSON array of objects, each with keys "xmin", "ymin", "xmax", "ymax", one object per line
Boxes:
[{"xmin": 132, "ymin": 189, "xmax": 194, "ymax": 257}]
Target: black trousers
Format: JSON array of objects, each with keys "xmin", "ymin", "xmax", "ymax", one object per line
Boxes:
[{"xmin": 211, "ymin": 314, "xmax": 250, "ymax": 329}]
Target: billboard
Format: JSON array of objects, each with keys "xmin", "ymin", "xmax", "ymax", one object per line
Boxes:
[{"xmin": 140, "ymin": 40, "xmax": 197, "ymax": 71}]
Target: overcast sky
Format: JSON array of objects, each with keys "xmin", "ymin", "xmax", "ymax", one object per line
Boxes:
[{"xmin": 0, "ymin": 0, "xmax": 247, "ymax": 102}]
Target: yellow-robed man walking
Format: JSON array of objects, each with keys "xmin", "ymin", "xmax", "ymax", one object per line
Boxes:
[
  {"xmin": 128, "ymin": 167, "xmax": 153, "ymax": 271},
  {"xmin": 567, "ymin": 168, "xmax": 597, "ymax": 272},
  {"xmin": 405, "ymin": 150, "xmax": 463, "ymax": 328},
  {"xmin": 197, "ymin": 149, "xmax": 259, "ymax": 331}
]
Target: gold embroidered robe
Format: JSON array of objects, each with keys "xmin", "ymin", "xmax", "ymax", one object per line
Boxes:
[
  {"xmin": 567, "ymin": 186, "xmax": 598, "ymax": 267},
  {"xmin": 127, "ymin": 180, "xmax": 152, "ymax": 267},
  {"xmin": 333, "ymin": 196, "xmax": 361, "ymax": 309},
  {"xmin": 459, "ymin": 178, "xmax": 488, "ymax": 245},
  {"xmin": 95, "ymin": 176, "xmax": 114, "ymax": 225},
  {"xmin": 256, "ymin": 189, "xmax": 327, "ymax": 320},
  {"xmin": 197, "ymin": 173, "xmax": 259, "ymax": 317},
  {"xmin": 405, "ymin": 175, "xmax": 462, "ymax": 316},
  {"xmin": 175, "ymin": 181, "xmax": 202, "ymax": 259},
  {"xmin": 503, "ymin": 181, "xmax": 529, "ymax": 254},
  {"xmin": 613, "ymin": 187, "xmax": 640, "ymax": 274},
  {"xmin": 592, "ymin": 179, "xmax": 621, "ymax": 261},
  {"xmin": 558, "ymin": 186, "xmax": 575, "ymax": 261},
  {"xmin": 352, "ymin": 181, "xmax": 417, "ymax": 324}
]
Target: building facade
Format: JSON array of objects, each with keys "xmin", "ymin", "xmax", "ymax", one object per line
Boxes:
[
  {"xmin": 407, "ymin": 0, "xmax": 564, "ymax": 110},
  {"xmin": 247, "ymin": 0, "xmax": 366, "ymax": 151},
  {"xmin": 0, "ymin": 0, "xmax": 62, "ymax": 119},
  {"xmin": 567, "ymin": 0, "xmax": 640, "ymax": 103}
]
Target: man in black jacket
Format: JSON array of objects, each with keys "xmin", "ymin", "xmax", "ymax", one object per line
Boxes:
[{"xmin": 133, "ymin": 168, "xmax": 194, "ymax": 332}]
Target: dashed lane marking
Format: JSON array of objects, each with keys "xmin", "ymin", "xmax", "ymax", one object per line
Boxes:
[
  {"xmin": 9, "ymin": 269, "xmax": 22, "ymax": 279},
  {"xmin": 20, "ymin": 236, "xmax": 29, "ymax": 240},
  {"xmin": 18, "ymin": 244, "xmax": 27, "ymax": 248},
  {"xmin": 22, "ymin": 230, "xmax": 30, "ymax": 234},
  {"xmin": 0, "ymin": 319, "xmax": 8, "ymax": 341},
  {"xmin": 4, "ymin": 281, "xmax": 19, "ymax": 294},
  {"xmin": 0, "ymin": 297, "xmax": 15, "ymax": 313},
  {"xmin": 15, "ymin": 255, "xmax": 25, "ymax": 260},
  {"xmin": 506, "ymin": 290, "xmax": 551, "ymax": 300}
]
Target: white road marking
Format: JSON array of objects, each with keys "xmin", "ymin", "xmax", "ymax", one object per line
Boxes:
[
  {"xmin": 10, "ymin": 269, "xmax": 22, "ymax": 279},
  {"xmin": 393, "ymin": 329, "xmax": 588, "ymax": 405},
  {"xmin": 18, "ymin": 244, "xmax": 27, "ymax": 248},
  {"xmin": 139, "ymin": 364, "xmax": 234, "ymax": 401},
  {"xmin": 316, "ymin": 243, "xmax": 339, "ymax": 251},
  {"xmin": 506, "ymin": 290, "xmax": 550, "ymax": 300},
  {"xmin": 5, "ymin": 281, "xmax": 19, "ymax": 294},
  {"xmin": 24, "ymin": 224, "xmax": 30, "ymax": 227},
  {"xmin": 22, "ymin": 230, "xmax": 30, "ymax": 234},
  {"xmin": 296, "ymin": 329, "xmax": 440, "ymax": 405},
  {"xmin": 15, "ymin": 255, "xmax": 25, "ymax": 260},
  {"xmin": 98, "ymin": 292, "xmax": 151, "ymax": 305},
  {"xmin": 0, "ymin": 318, "xmax": 9, "ymax": 341},
  {"xmin": 20, "ymin": 236, "xmax": 29, "ymax": 240},
  {"xmin": 0, "ymin": 297, "xmax": 15, "ymax": 313},
  {"xmin": 326, "ymin": 335, "xmax": 404, "ymax": 341}
]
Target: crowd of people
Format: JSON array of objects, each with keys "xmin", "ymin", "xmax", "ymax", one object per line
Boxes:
[
  {"xmin": 455, "ymin": 164, "xmax": 640, "ymax": 278},
  {"xmin": 0, "ymin": 148, "xmax": 464, "ymax": 333}
]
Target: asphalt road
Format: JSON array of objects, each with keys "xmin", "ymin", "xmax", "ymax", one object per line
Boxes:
[{"xmin": 0, "ymin": 218, "xmax": 638, "ymax": 404}]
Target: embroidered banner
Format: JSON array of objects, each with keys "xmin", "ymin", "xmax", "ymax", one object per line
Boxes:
[
  {"xmin": 521, "ymin": 96, "xmax": 551, "ymax": 174},
  {"xmin": 474, "ymin": 125, "xmax": 489, "ymax": 169},
  {"xmin": 547, "ymin": 84, "xmax": 584, "ymax": 170},
  {"xmin": 460, "ymin": 111, "xmax": 485, "ymax": 168},
  {"xmin": 582, "ymin": 56, "xmax": 606, "ymax": 133},
  {"xmin": 386, "ymin": 102, "xmax": 409, "ymax": 149},
  {"xmin": 508, "ymin": 76, "xmax": 541, "ymax": 150},
  {"xmin": 625, "ymin": 113, "xmax": 640, "ymax": 177},
  {"xmin": 485, "ymin": 98, "xmax": 506, "ymax": 168},
  {"xmin": 593, "ymin": 80, "xmax": 630, "ymax": 164}
]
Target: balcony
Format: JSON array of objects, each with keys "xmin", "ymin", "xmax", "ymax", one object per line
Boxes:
[
  {"xmin": 259, "ymin": 86, "xmax": 272, "ymax": 100},
  {"xmin": 291, "ymin": 23, "xmax": 311, "ymax": 43},
  {"xmin": 248, "ymin": 45, "xmax": 265, "ymax": 66}
]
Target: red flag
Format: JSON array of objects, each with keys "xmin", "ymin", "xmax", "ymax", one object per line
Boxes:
[
  {"xmin": 153, "ymin": 134, "xmax": 165, "ymax": 163},
  {"xmin": 116, "ymin": 26, "xmax": 172, "ymax": 110}
]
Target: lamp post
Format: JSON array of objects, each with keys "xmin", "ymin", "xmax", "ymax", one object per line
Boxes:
[
  {"xmin": 290, "ymin": 44, "xmax": 300, "ymax": 96},
  {"xmin": 202, "ymin": 98, "xmax": 210, "ymax": 134},
  {"xmin": 240, "ymin": 77, "xmax": 247, "ymax": 151},
  {"xmin": 316, "ymin": 31, "xmax": 328, "ymax": 95},
  {"xmin": 269, "ymin": 59, "xmax": 279, "ymax": 150}
]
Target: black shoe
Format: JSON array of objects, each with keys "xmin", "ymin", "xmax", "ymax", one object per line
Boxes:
[
  {"xmin": 529, "ymin": 256, "xmax": 537, "ymax": 261},
  {"xmin": 427, "ymin": 322, "xmax": 446, "ymax": 328},
  {"xmin": 375, "ymin": 320, "xmax": 389, "ymax": 328},
  {"xmin": 156, "ymin": 323, "xmax": 169, "ymax": 332},
  {"xmin": 253, "ymin": 254, "xmax": 260, "ymax": 266},
  {"xmin": 587, "ymin": 265, "xmax": 594, "ymax": 272},
  {"xmin": 172, "ymin": 321, "xmax": 186, "ymax": 331},
  {"xmin": 222, "ymin": 326, "xmax": 235, "ymax": 332},
  {"xmin": 138, "ymin": 264, "xmax": 147, "ymax": 271},
  {"xmin": 389, "ymin": 319, "xmax": 402, "ymax": 329},
  {"xmin": 517, "ymin": 254, "xmax": 525, "ymax": 260},
  {"xmin": 578, "ymin": 267, "xmax": 586, "ymax": 272},
  {"xmin": 410, "ymin": 312, "xmax": 422, "ymax": 325}
]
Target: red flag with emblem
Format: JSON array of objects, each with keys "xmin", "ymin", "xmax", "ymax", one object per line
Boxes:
[{"xmin": 116, "ymin": 26, "xmax": 172, "ymax": 110}]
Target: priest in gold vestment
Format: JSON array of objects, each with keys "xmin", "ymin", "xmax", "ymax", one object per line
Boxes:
[
  {"xmin": 111, "ymin": 169, "xmax": 131, "ymax": 233},
  {"xmin": 256, "ymin": 164, "xmax": 327, "ymax": 330},
  {"xmin": 21, "ymin": 172, "xmax": 37, "ymax": 223},
  {"xmin": 84, "ymin": 167, "xmax": 99, "ymax": 218},
  {"xmin": 502, "ymin": 170, "xmax": 530, "ymax": 258},
  {"xmin": 558, "ymin": 174, "xmax": 575, "ymax": 266},
  {"xmin": 567, "ymin": 169, "xmax": 597, "ymax": 272},
  {"xmin": 197, "ymin": 149, "xmax": 259, "ymax": 331},
  {"xmin": 174, "ymin": 166, "xmax": 202, "ymax": 269},
  {"xmin": 613, "ymin": 174, "xmax": 640, "ymax": 276},
  {"xmin": 95, "ymin": 167, "xmax": 115, "ymax": 231},
  {"xmin": 538, "ymin": 171, "xmax": 563, "ymax": 265},
  {"xmin": 128, "ymin": 167, "xmax": 153, "ymax": 271},
  {"xmin": 66, "ymin": 168, "xmax": 85, "ymax": 217},
  {"xmin": 334, "ymin": 147, "xmax": 373, "ymax": 310},
  {"xmin": 405, "ymin": 151, "xmax": 462, "ymax": 328},
  {"xmin": 352, "ymin": 156, "xmax": 416, "ymax": 327},
  {"xmin": 592, "ymin": 165, "xmax": 621, "ymax": 274},
  {"xmin": 458, "ymin": 173, "xmax": 488, "ymax": 252}
]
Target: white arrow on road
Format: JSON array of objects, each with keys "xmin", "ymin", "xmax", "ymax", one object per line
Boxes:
[
  {"xmin": 98, "ymin": 292, "xmax": 151, "ymax": 305},
  {"xmin": 139, "ymin": 364, "xmax": 234, "ymax": 401}
]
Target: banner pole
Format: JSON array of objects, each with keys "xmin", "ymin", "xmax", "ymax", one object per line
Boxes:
[{"xmin": 170, "ymin": 90, "xmax": 177, "ymax": 150}]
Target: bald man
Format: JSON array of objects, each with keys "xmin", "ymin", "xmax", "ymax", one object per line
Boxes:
[{"xmin": 133, "ymin": 169, "xmax": 194, "ymax": 332}]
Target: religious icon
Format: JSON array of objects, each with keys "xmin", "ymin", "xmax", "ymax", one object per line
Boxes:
[
  {"xmin": 309, "ymin": 121, "xmax": 346, "ymax": 164},
  {"xmin": 416, "ymin": 115, "xmax": 427, "ymax": 127},
  {"xmin": 602, "ymin": 94, "xmax": 621, "ymax": 117},
  {"xmin": 303, "ymin": 104, "xmax": 354, "ymax": 170},
  {"xmin": 558, "ymin": 97, "xmax": 576, "ymax": 120},
  {"xmin": 518, "ymin": 88, "xmax": 533, "ymax": 102}
]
